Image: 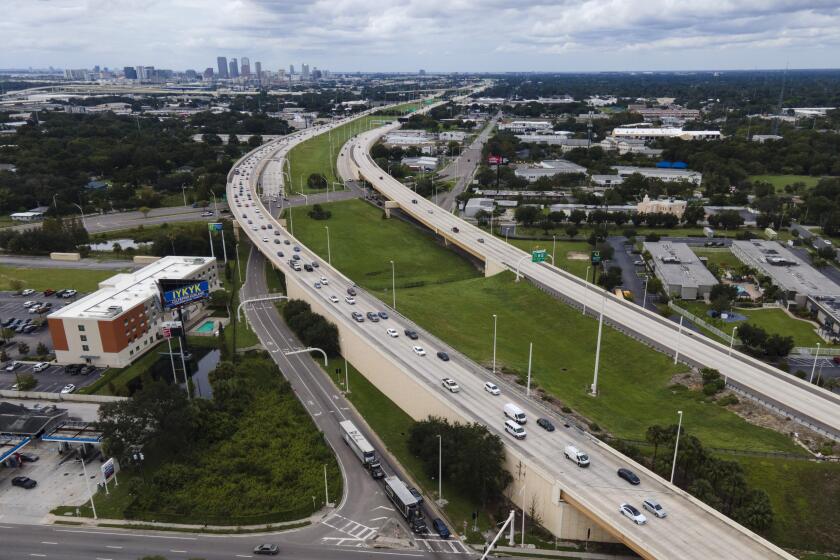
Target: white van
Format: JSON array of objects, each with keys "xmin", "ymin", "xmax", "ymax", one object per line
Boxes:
[
  {"xmin": 563, "ymin": 445, "xmax": 590, "ymax": 467},
  {"xmin": 505, "ymin": 419, "xmax": 526, "ymax": 439},
  {"xmin": 504, "ymin": 403, "xmax": 527, "ymax": 424}
]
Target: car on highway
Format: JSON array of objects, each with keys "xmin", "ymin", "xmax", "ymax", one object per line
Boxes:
[
  {"xmin": 351, "ymin": 312, "xmax": 365, "ymax": 323},
  {"xmin": 484, "ymin": 381, "xmax": 500, "ymax": 395},
  {"xmin": 314, "ymin": 282, "xmax": 322, "ymax": 289},
  {"xmin": 386, "ymin": 328, "xmax": 399, "ymax": 338},
  {"xmin": 643, "ymin": 498, "xmax": 667, "ymax": 518},
  {"xmin": 477, "ymin": 238, "xmax": 485, "ymax": 243},
  {"xmin": 21, "ymin": 289, "xmax": 35, "ymax": 296},
  {"xmin": 432, "ymin": 518, "xmax": 451, "ymax": 539},
  {"xmin": 377, "ymin": 310, "xmax": 388, "ymax": 320},
  {"xmin": 284, "ymin": 239, "xmax": 290, "ymax": 245},
  {"xmin": 619, "ymin": 503, "xmax": 647, "ymax": 525},
  {"xmin": 412, "ymin": 346, "xmax": 426, "ymax": 356},
  {"xmin": 564, "ymin": 445, "xmax": 590, "ymax": 466},
  {"xmin": 329, "ymin": 295, "xmax": 340, "ymax": 303},
  {"xmin": 11, "ymin": 476, "xmax": 37, "ymax": 489},
  {"xmin": 633, "ymin": 260, "xmax": 645, "ymax": 266},
  {"xmin": 262, "ymin": 237, "xmax": 269, "ymax": 242},
  {"xmin": 276, "ymin": 251, "xmax": 284, "ymax": 258},
  {"xmin": 366, "ymin": 312, "xmax": 380, "ymax": 322},
  {"xmin": 345, "ymin": 296, "xmax": 356, "ymax": 305},
  {"xmin": 537, "ymin": 418, "xmax": 555, "ymax": 432},
  {"xmin": 201, "ymin": 211, "xmax": 214, "ymax": 217},
  {"xmin": 304, "ymin": 264, "xmax": 314, "ymax": 272},
  {"xmin": 274, "ymin": 239, "xmax": 280, "ymax": 244},
  {"xmin": 404, "ymin": 329, "xmax": 419, "ymax": 340},
  {"xmin": 436, "ymin": 351, "xmax": 450, "ymax": 361},
  {"xmin": 504, "ymin": 419, "xmax": 526, "ymax": 439},
  {"xmin": 441, "ymin": 377, "xmax": 460, "ymax": 392},
  {"xmin": 60, "ymin": 384, "xmax": 76, "ymax": 394},
  {"xmin": 5, "ymin": 361, "xmax": 21, "ymax": 372},
  {"xmin": 618, "ymin": 468, "xmax": 641, "ymax": 485},
  {"xmin": 32, "ymin": 362, "xmax": 50, "ymax": 373},
  {"xmin": 253, "ymin": 544, "xmax": 279, "ymax": 555},
  {"xmin": 347, "ymin": 287, "xmax": 357, "ymax": 296},
  {"xmin": 311, "ymin": 261, "xmax": 319, "ymax": 268},
  {"xmin": 319, "ymin": 277, "xmax": 329, "ymax": 285},
  {"xmin": 293, "ymin": 246, "xmax": 301, "ymax": 252}
]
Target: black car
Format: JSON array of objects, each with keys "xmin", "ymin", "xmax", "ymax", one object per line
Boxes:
[
  {"xmin": 366, "ymin": 312, "xmax": 380, "ymax": 323},
  {"xmin": 64, "ymin": 364, "xmax": 81, "ymax": 375},
  {"xmin": 80, "ymin": 365, "xmax": 96, "ymax": 376},
  {"xmin": 618, "ymin": 467, "xmax": 641, "ymax": 485},
  {"xmin": 276, "ymin": 251, "xmax": 284, "ymax": 258},
  {"xmin": 311, "ymin": 261, "xmax": 319, "ymax": 268},
  {"xmin": 347, "ymin": 287, "xmax": 357, "ymax": 296},
  {"xmin": 11, "ymin": 476, "xmax": 37, "ymax": 489},
  {"xmin": 253, "ymin": 544, "xmax": 279, "ymax": 555},
  {"xmin": 404, "ymin": 329, "xmax": 419, "ymax": 340},
  {"xmin": 436, "ymin": 351, "xmax": 450, "ymax": 362},
  {"xmin": 54, "ymin": 289, "xmax": 67, "ymax": 298},
  {"xmin": 370, "ymin": 463, "xmax": 385, "ymax": 479},
  {"xmin": 18, "ymin": 452, "xmax": 39, "ymax": 462},
  {"xmin": 536, "ymin": 418, "xmax": 555, "ymax": 431},
  {"xmin": 377, "ymin": 311, "xmax": 389, "ymax": 320},
  {"xmin": 303, "ymin": 264, "xmax": 314, "ymax": 272},
  {"xmin": 284, "ymin": 240, "xmax": 290, "ymax": 245}
]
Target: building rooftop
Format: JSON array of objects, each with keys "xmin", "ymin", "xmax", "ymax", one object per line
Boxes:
[
  {"xmin": 49, "ymin": 256, "xmax": 215, "ymax": 320},
  {"xmin": 731, "ymin": 240, "xmax": 840, "ymax": 298},
  {"xmin": 643, "ymin": 241, "xmax": 718, "ymax": 290}
]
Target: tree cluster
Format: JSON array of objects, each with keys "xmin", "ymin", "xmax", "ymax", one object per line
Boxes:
[
  {"xmin": 281, "ymin": 299, "xmax": 341, "ymax": 357},
  {"xmin": 407, "ymin": 416, "xmax": 511, "ymax": 505},
  {"xmin": 736, "ymin": 323, "xmax": 795, "ymax": 359},
  {"xmin": 0, "ymin": 216, "xmax": 88, "ymax": 255},
  {"xmin": 307, "ymin": 204, "xmax": 332, "ymax": 220}
]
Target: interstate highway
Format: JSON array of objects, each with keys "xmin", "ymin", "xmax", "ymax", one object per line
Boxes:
[
  {"xmin": 343, "ymin": 121, "xmax": 840, "ymax": 441},
  {"xmin": 229, "ymin": 113, "xmax": 797, "ymax": 560}
]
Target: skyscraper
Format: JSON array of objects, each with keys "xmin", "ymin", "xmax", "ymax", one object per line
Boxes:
[
  {"xmin": 289, "ymin": 64, "xmax": 295, "ymax": 75},
  {"xmin": 123, "ymin": 66, "xmax": 138, "ymax": 80},
  {"xmin": 216, "ymin": 56, "xmax": 229, "ymax": 79},
  {"xmin": 302, "ymin": 63, "xmax": 310, "ymax": 80},
  {"xmin": 229, "ymin": 58, "xmax": 239, "ymax": 78},
  {"xmin": 254, "ymin": 61, "xmax": 262, "ymax": 82},
  {"xmin": 241, "ymin": 56, "xmax": 250, "ymax": 77}
]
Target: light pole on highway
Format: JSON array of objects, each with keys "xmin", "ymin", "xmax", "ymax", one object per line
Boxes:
[
  {"xmin": 71, "ymin": 203, "xmax": 87, "ymax": 231},
  {"xmin": 492, "ymin": 314, "xmax": 498, "ymax": 376},
  {"xmin": 809, "ymin": 342, "xmax": 822, "ymax": 383},
  {"xmin": 674, "ymin": 315, "xmax": 684, "ymax": 365},
  {"xmin": 728, "ymin": 326, "xmax": 739, "ymax": 356},
  {"xmin": 436, "ymin": 434, "xmax": 443, "ymax": 505},
  {"xmin": 552, "ymin": 235, "xmax": 557, "ymax": 267},
  {"xmin": 526, "ymin": 342, "xmax": 533, "ymax": 397},
  {"xmin": 210, "ymin": 190, "xmax": 219, "ymax": 215},
  {"xmin": 181, "ymin": 184, "xmax": 189, "ymax": 206},
  {"xmin": 389, "ymin": 260, "xmax": 396, "ymax": 310},
  {"xmin": 235, "ymin": 243, "xmax": 242, "ymax": 283},
  {"xmin": 582, "ymin": 266, "xmax": 591, "ymax": 315},
  {"xmin": 642, "ymin": 275, "xmax": 649, "ymax": 309},
  {"xmin": 325, "ymin": 226, "xmax": 332, "ymax": 265},
  {"xmin": 590, "ymin": 294, "xmax": 606, "ymax": 396},
  {"xmin": 670, "ymin": 410, "xmax": 684, "ymax": 484}
]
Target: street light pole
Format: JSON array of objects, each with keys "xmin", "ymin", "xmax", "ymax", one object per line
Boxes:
[
  {"xmin": 492, "ymin": 314, "xmax": 498, "ymax": 376},
  {"xmin": 526, "ymin": 342, "xmax": 533, "ymax": 397},
  {"xmin": 582, "ymin": 266, "xmax": 591, "ymax": 315},
  {"xmin": 325, "ymin": 226, "xmax": 331, "ymax": 265},
  {"xmin": 591, "ymin": 295, "xmax": 605, "ymax": 396},
  {"xmin": 642, "ymin": 276, "xmax": 649, "ymax": 308},
  {"xmin": 674, "ymin": 316, "xmax": 684, "ymax": 365},
  {"xmin": 552, "ymin": 235, "xmax": 556, "ymax": 266},
  {"xmin": 79, "ymin": 457, "xmax": 98, "ymax": 520},
  {"xmin": 809, "ymin": 342, "xmax": 822, "ymax": 383},
  {"xmin": 390, "ymin": 260, "xmax": 396, "ymax": 310},
  {"xmin": 437, "ymin": 434, "xmax": 443, "ymax": 504},
  {"xmin": 670, "ymin": 410, "xmax": 684, "ymax": 484},
  {"xmin": 728, "ymin": 326, "xmax": 739, "ymax": 356}
]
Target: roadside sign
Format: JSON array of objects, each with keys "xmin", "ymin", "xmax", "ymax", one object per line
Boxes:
[
  {"xmin": 488, "ymin": 155, "xmax": 502, "ymax": 165},
  {"xmin": 161, "ymin": 320, "xmax": 182, "ymax": 339},
  {"xmin": 101, "ymin": 458, "xmax": 116, "ymax": 482},
  {"xmin": 208, "ymin": 222, "xmax": 223, "ymax": 231},
  {"xmin": 532, "ymin": 249, "xmax": 547, "ymax": 263},
  {"xmin": 591, "ymin": 251, "xmax": 602, "ymax": 264}
]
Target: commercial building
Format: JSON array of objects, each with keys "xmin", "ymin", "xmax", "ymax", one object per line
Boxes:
[
  {"xmin": 439, "ymin": 131, "xmax": 466, "ymax": 142},
  {"xmin": 240, "ymin": 57, "xmax": 251, "ymax": 77},
  {"xmin": 731, "ymin": 240, "xmax": 840, "ymax": 306},
  {"xmin": 612, "ymin": 166, "xmax": 703, "ymax": 185},
  {"xmin": 463, "ymin": 197, "xmax": 495, "ymax": 218},
  {"xmin": 10, "ymin": 210, "xmax": 45, "ymax": 222},
  {"xmin": 48, "ymin": 256, "xmax": 219, "ymax": 368},
  {"xmin": 599, "ymin": 136, "xmax": 663, "ymax": 156},
  {"xmin": 643, "ymin": 242, "xmax": 718, "ymax": 300},
  {"xmin": 498, "ymin": 120, "xmax": 553, "ymax": 133},
  {"xmin": 636, "ymin": 194, "xmax": 687, "ymax": 218},
  {"xmin": 228, "ymin": 58, "xmax": 239, "ymax": 78},
  {"xmin": 401, "ymin": 156, "xmax": 438, "ymax": 171},
  {"xmin": 514, "ymin": 159, "xmax": 586, "ymax": 182},
  {"xmin": 611, "ymin": 127, "xmax": 721, "ymax": 142},
  {"xmin": 630, "ymin": 106, "xmax": 701, "ymax": 121},
  {"xmin": 216, "ymin": 57, "xmax": 229, "ymax": 79}
]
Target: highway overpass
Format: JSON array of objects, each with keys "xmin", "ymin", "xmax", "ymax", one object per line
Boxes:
[{"xmin": 227, "ymin": 108, "xmax": 799, "ymax": 559}]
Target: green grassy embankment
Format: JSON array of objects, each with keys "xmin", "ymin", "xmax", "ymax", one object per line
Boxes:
[{"xmin": 0, "ymin": 265, "xmax": 122, "ymax": 292}]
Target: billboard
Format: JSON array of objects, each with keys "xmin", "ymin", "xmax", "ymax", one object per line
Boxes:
[
  {"xmin": 101, "ymin": 458, "xmax": 116, "ymax": 482},
  {"xmin": 159, "ymin": 279, "xmax": 210, "ymax": 310},
  {"xmin": 488, "ymin": 155, "xmax": 502, "ymax": 165},
  {"xmin": 161, "ymin": 321, "xmax": 183, "ymax": 339}
]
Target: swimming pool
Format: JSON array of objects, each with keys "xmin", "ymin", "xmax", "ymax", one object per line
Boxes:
[{"xmin": 195, "ymin": 320, "xmax": 216, "ymax": 334}]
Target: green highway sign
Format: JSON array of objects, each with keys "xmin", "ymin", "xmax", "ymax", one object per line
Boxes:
[
  {"xmin": 208, "ymin": 222, "xmax": 223, "ymax": 231},
  {"xmin": 532, "ymin": 249, "xmax": 547, "ymax": 263},
  {"xmin": 591, "ymin": 251, "xmax": 601, "ymax": 264}
]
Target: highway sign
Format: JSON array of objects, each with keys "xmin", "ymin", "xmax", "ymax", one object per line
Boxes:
[
  {"xmin": 532, "ymin": 249, "xmax": 547, "ymax": 263},
  {"xmin": 208, "ymin": 222, "xmax": 223, "ymax": 231},
  {"xmin": 591, "ymin": 251, "xmax": 601, "ymax": 264}
]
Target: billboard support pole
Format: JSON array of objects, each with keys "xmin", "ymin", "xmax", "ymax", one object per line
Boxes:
[
  {"xmin": 177, "ymin": 307, "xmax": 191, "ymax": 400},
  {"xmin": 208, "ymin": 228, "xmax": 215, "ymax": 259},
  {"xmin": 220, "ymin": 229, "xmax": 228, "ymax": 264},
  {"xmin": 166, "ymin": 337, "xmax": 177, "ymax": 385}
]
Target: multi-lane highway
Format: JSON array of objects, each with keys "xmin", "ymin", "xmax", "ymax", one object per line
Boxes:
[
  {"xmin": 344, "ymin": 120, "xmax": 840, "ymax": 442},
  {"xmin": 229, "ymin": 105, "xmax": 798, "ymax": 559}
]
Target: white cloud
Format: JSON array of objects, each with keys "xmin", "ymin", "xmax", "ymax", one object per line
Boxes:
[{"xmin": 1, "ymin": 0, "xmax": 839, "ymax": 70}]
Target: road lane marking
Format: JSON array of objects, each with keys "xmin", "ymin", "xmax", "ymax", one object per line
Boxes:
[
  {"xmin": 106, "ymin": 546, "xmax": 123, "ymax": 549},
  {"xmin": 370, "ymin": 516, "xmax": 388, "ymax": 521},
  {"xmin": 338, "ymin": 550, "xmax": 424, "ymax": 557},
  {"xmin": 169, "ymin": 550, "xmax": 188, "ymax": 553},
  {"xmin": 29, "ymin": 555, "xmax": 47, "ymax": 558},
  {"xmin": 40, "ymin": 541, "xmax": 58, "ymax": 544},
  {"xmin": 235, "ymin": 555, "xmax": 253, "ymax": 558}
]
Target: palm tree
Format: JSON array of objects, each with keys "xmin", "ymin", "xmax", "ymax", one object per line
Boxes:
[{"xmin": 645, "ymin": 425, "xmax": 668, "ymax": 469}]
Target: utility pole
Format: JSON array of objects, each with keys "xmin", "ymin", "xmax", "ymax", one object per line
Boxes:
[
  {"xmin": 670, "ymin": 410, "xmax": 684, "ymax": 484},
  {"xmin": 590, "ymin": 295, "xmax": 605, "ymax": 396},
  {"xmin": 526, "ymin": 342, "xmax": 533, "ymax": 397}
]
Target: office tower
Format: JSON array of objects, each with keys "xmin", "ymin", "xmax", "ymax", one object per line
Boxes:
[
  {"xmin": 217, "ymin": 56, "xmax": 229, "ymax": 79},
  {"xmin": 143, "ymin": 66, "xmax": 155, "ymax": 81},
  {"xmin": 203, "ymin": 67, "xmax": 214, "ymax": 80},
  {"xmin": 255, "ymin": 61, "xmax": 262, "ymax": 83},
  {"xmin": 123, "ymin": 66, "xmax": 138, "ymax": 80},
  {"xmin": 241, "ymin": 56, "xmax": 250, "ymax": 77},
  {"xmin": 93, "ymin": 65, "xmax": 100, "ymax": 73},
  {"xmin": 302, "ymin": 63, "xmax": 310, "ymax": 79},
  {"xmin": 289, "ymin": 64, "xmax": 295, "ymax": 75},
  {"xmin": 135, "ymin": 66, "xmax": 144, "ymax": 80},
  {"xmin": 229, "ymin": 58, "xmax": 239, "ymax": 78}
]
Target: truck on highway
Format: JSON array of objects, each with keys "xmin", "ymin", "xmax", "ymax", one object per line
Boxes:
[
  {"xmin": 383, "ymin": 475, "xmax": 427, "ymax": 533},
  {"xmin": 340, "ymin": 420, "xmax": 384, "ymax": 479}
]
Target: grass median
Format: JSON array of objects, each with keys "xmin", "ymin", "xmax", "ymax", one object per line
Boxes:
[{"xmin": 0, "ymin": 265, "xmax": 123, "ymax": 292}]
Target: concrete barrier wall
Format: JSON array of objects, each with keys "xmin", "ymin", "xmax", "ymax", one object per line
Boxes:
[
  {"xmin": 0, "ymin": 390, "xmax": 126, "ymax": 403},
  {"xmin": 133, "ymin": 255, "xmax": 161, "ymax": 264},
  {"xmin": 50, "ymin": 252, "xmax": 81, "ymax": 261}
]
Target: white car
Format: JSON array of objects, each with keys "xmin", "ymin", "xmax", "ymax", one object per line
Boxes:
[
  {"xmin": 619, "ymin": 503, "xmax": 647, "ymax": 525},
  {"xmin": 262, "ymin": 237, "xmax": 269, "ymax": 242},
  {"xmin": 320, "ymin": 277, "xmax": 329, "ymax": 285},
  {"xmin": 386, "ymin": 328, "xmax": 399, "ymax": 338},
  {"xmin": 345, "ymin": 296, "xmax": 356, "ymax": 305},
  {"xmin": 23, "ymin": 301, "xmax": 36, "ymax": 308},
  {"xmin": 201, "ymin": 211, "xmax": 214, "ymax": 217},
  {"xmin": 642, "ymin": 498, "xmax": 667, "ymax": 518},
  {"xmin": 329, "ymin": 295, "xmax": 340, "ymax": 303},
  {"xmin": 33, "ymin": 362, "xmax": 50, "ymax": 372},
  {"xmin": 484, "ymin": 381, "xmax": 500, "ymax": 395},
  {"xmin": 413, "ymin": 346, "xmax": 426, "ymax": 356},
  {"xmin": 60, "ymin": 384, "xmax": 76, "ymax": 394},
  {"xmin": 441, "ymin": 377, "xmax": 460, "ymax": 393},
  {"xmin": 21, "ymin": 289, "xmax": 35, "ymax": 296}
]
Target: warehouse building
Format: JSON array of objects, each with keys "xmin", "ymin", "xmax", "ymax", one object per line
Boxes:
[
  {"xmin": 514, "ymin": 159, "xmax": 587, "ymax": 182},
  {"xmin": 731, "ymin": 240, "xmax": 840, "ymax": 306},
  {"xmin": 48, "ymin": 256, "xmax": 219, "ymax": 368},
  {"xmin": 643, "ymin": 241, "xmax": 718, "ymax": 300},
  {"xmin": 611, "ymin": 127, "xmax": 721, "ymax": 141}
]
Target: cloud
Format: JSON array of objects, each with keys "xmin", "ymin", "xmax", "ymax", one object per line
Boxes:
[{"xmin": 1, "ymin": 0, "xmax": 839, "ymax": 70}]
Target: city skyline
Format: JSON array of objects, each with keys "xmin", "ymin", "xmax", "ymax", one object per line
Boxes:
[{"xmin": 2, "ymin": 0, "xmax": 839, "ymax": 72}]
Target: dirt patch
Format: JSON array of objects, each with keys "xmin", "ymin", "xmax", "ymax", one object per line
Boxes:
[
  {"xmin": 669, "ymin": 370, "xmax": 703, "ymax": 391},
  {"xmin": 567, "ymin": 251, "xmax": 589, "ymax": 261},
  {"xmin": 726, "ymin": 397, "xmax": 832, "ymax": 454}
]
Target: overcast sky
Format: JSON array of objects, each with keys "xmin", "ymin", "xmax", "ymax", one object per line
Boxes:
[{"xmin": 3, "ymin": 0, "xmax": 840, "ymax": 72}]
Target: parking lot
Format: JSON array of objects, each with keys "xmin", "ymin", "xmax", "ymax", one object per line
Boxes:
[
  {"xmin": 0, "ymin": 361, "xmax": 101, "ymax": 393},
  {"xmin": 0, "ymin": 290, "xmax": 73, "ymax": 354}
]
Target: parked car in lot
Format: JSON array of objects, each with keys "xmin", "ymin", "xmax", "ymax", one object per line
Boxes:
[
  {"xmin": 11, "ymin": 476, "xmax": 37, "ymax": 489},
  {"xmin": 18, "ymin": 452, "xmax": 39, "ymax": 462},
  {"xmin": 32, "ymin": 362, "xmax": 50, "ymax": 372},
  {"xmin": 619, "ymin": 503, "xmax": 647, "ymax": 525},
  {"xmin": 21, "ymin": 289, "xmax": 35, "ymax": 296},
  {"xmin": 618, "ymin": 468, "xmax": 641, "ymax": 485},
  {"xmin": 60, "ymin": 384, "xmax": 76, "ymax": 394},
  {"xmin": 5, "ymin": 361, "xmax": 21, "ymax": 372},
  {"xmin": 432, "ymin": 518, "xmax": 451, "ymax": 539},
  {"xmin": 253, "ymin": 544, "xmax": 279, "ymax": 555},
  {"xmin": 484, "ymin": 381, "xmax": 500, "ymax": 395},
  {"xmin": 537, "ymin": 418, "xmax": 556, "ymax": 432},
  {"xmin": 43, "ymin": 289, "xmax": 55, "ymax": 296},
  {"xmin": 23, "ymin": 301, "xmax": 36, "ymax": 308},
  {"xmin": 642, "ymin": 498, "xmax": 667, "ymax": 518},
  {"xmin": 62, "ymin": 289, "xmax": 78, "ymax": 298}
]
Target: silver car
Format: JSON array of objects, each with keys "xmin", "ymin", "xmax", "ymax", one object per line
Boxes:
[{"xmin": 643, "ymin": 498, "xmax": 667, "ymax": 518}]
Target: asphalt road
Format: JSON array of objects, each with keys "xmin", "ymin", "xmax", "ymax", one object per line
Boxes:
[
  {"xmin": 11, "ymin": 205, "xmax": 226, "ymax": 235},
  {"xmin": 0, "ymin": 255, "xmax": 139, "ymax": 270}
]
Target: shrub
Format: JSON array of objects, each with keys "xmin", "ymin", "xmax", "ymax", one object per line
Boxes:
[{"xmin": 717, "ymin": 394, "xmax": 740, "ymax": 406}]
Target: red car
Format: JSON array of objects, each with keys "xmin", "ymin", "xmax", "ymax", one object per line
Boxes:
[{"xmin": 43, "ymin": 289, "xmax": 55, "ymax": 296}]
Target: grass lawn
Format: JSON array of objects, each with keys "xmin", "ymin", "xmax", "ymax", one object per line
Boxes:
[
  {"xmin": 505, "ymin": 238, "xmax": 593, "ymax": 279},
  {"xmin": 331, "ymin": 358, "xmax": 498, "ymax": 542},
  {"xmin": 91, "ymin": 221, "xmax": 208, "ymax": 242},
  {"xmin": 691, "ymin": 248, "xmax": 743, "ymax": 270},
  {"xmin": 0, "ymin": 265, "xmax": 123, "ymax": 292},
  {"xmin": 288, "ymin": 199, "xmax": 480, "ymax": 293},
  {"xmin": 734, "ymin": 455, "xmax": 840, "ymax": 553},
  {"xmin": 395, "ymin": 272, "xmax": 801, "ymax": 454},
  {"xmin": 749, "ymin": 174, "xmax": 823, "ymax": 192},
  {"xmin": 679, "ymin": 300, "xmax": 827, "ymax": 348}
]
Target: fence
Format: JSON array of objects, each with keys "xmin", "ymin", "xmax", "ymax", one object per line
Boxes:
[{"xmin": 668, "ymin": 302, "xmax": 731, "ymax": 340}]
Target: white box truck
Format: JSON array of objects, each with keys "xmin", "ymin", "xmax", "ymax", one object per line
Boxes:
[{"xmin": 564, "ymin": 445, "xmax": 590, "ymax": 467}]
